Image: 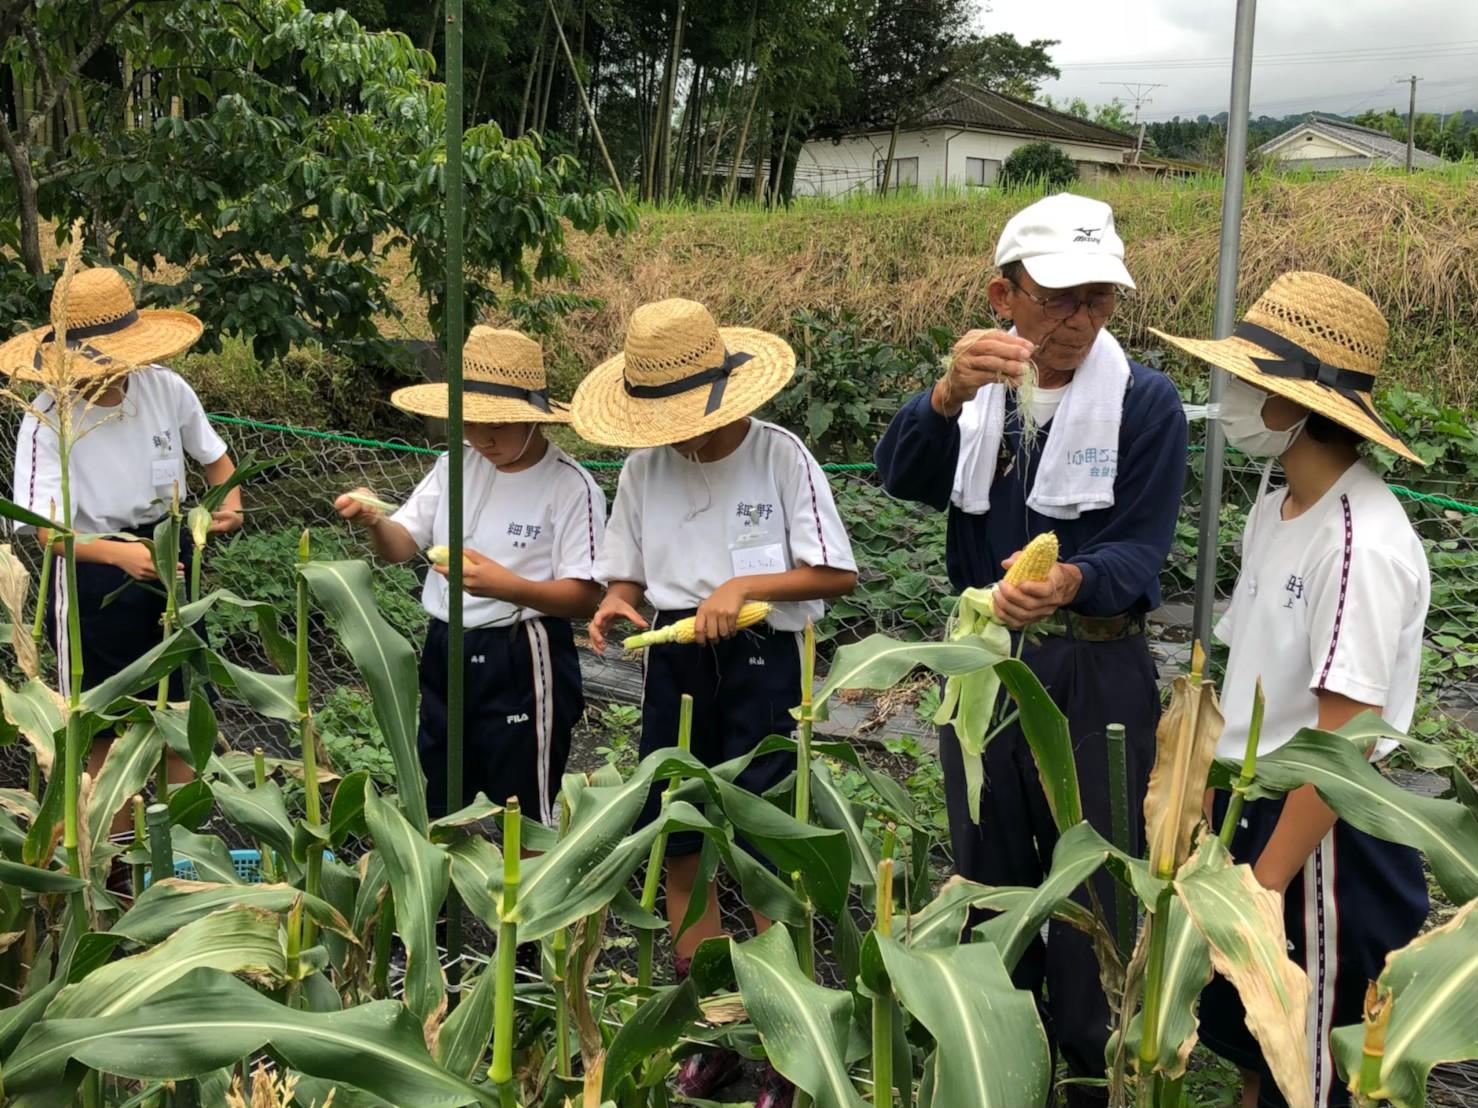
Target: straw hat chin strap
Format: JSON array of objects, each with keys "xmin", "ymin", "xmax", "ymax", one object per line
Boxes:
[
  {"xmin": 623, "ymin": 349, "xmax": 754, "ymax": 416},
  {"xmin": 1234, "ymin": 321, "xmax": 1392, "ymax": 435},
  {"xmin": 465, "ymin": 378, "xmax": 551, "ymax": 412}
]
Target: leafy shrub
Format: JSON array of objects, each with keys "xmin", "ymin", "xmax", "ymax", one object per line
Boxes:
[
  {"xmin": 202, "ymin": 525, "xmax": 426, "ymax": 650},
  {"xmin": 317, "ymin": 686, "xmax": 395, "ymax": 785},
  {"xmin": 999, "ymin": 141, "xmax": 1079, "ymax": 190},
  {"xmin": 770, "ymin": 308, "xmax": 945, "ymax": 463}
]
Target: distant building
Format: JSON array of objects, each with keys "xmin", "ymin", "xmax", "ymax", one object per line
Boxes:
[
  {"xmin": 1256, "ymin": 114, "xmax": 1444, "ymax": 171},
  {"xmin": 794, "ymin": 81, "xmax": 1140, "ymax": 198}
]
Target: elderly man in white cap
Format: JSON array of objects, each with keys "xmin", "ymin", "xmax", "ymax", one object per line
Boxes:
[{"xmin": 875, "ymin": 193, "xmax": 1188, "ymax": 1104}]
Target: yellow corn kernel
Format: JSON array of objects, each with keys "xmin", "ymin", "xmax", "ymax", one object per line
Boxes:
[
  {"xmin": 1002, "ymin": 531, "xmax": 1058, "ymax": 586},
  {"xmin": 425, "ymin": 545, "xmax": 471, "ymax": 568},
  {"xmin": 624, "ymin": 602, "xmax": 773, "ymax": 651}
]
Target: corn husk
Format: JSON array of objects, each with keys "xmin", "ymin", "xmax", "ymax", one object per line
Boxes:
[
  {"xmin": 347, "ymin": 490, "xmax": 398, "ymax": 514},
  {"xmin": 0, "ymin": 544, "xmax": 38, "ymax": 679}
]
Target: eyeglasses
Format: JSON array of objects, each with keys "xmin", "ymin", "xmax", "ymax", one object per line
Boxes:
[{"xmin": 1009, "ymin": 280, "xmax": 1118, "ymax": 321}]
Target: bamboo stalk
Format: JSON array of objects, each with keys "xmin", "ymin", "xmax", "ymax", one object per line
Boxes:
[
  {"xmin": 489, "ymin": 798, "xmax": 522, "ymax": 1106},
  {"xmin": 639, "ymin": 693, "xmax": 693, "ymax": 988},
  {"xmin": 295, "ymin": 530, "xmax": 322, "ymax": 951},
  {"xmin": 544, "ymin": 0, "xmax": 625, "ymax": 202},
  {"xmin": 795, "ymin": 620, "xmax": 815, "ymax": 823},
  {"xmin": 145, "ymin": 802, "xmax": 171, "ymax": 883},
  {"xmin": 1218, "ymin": 679, "xmax": 1264, "ymax": 847}
]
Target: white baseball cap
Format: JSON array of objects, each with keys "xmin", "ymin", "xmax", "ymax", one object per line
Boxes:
[{"xmin": 993, "ymin": 193, "xmax": 1136, "ymax": 291}]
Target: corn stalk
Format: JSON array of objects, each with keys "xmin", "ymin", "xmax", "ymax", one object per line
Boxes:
[
  {"xmin": 872, "ymin": 826, "xmax": 896, "ymax": 1106},
  {"xmin": 490, "ymin": 798, "xmax": 521, "ymax": 1107},
  {"xmin": 638, "ymin": 694, "xmax": 693, "ymax": 988}
]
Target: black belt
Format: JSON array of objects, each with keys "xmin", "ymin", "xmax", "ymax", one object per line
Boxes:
[{"xmin": 1039, "ymin": 611, "xmax": 1145, "ymax": 642}]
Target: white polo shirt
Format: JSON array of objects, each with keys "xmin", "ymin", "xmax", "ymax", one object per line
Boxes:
[
  {"xmin": 11, "ymin": 366, "xmax": 228, "ymax": 534},
  {"xmin": 594, "ymin": 419, "xmax": 856, "ymax": 633},
  {"xmin": 392, "ymin": 441, "xmax": 605, "ymax": 629},
  {"xmin": 1215, "ymin": 461, "xmax": 1429, "ymax": 762}
]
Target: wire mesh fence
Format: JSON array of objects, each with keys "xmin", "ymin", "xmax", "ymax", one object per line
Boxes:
[{"xmin": 2, "ymin": 409, "xmax": 1474, "ymax": 771}]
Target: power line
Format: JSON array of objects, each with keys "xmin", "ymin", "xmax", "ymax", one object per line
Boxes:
[
  {"xmin": 1058, "ymin": 40, "xmax": 1478, "ymax": 71},
  {"xmin": 1101, "ymin": 82, "xmax": 1165, "ymax": 162}
]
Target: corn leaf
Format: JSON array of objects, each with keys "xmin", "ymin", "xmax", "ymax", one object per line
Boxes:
[
  {"xmin": 0, "ymin": 495, "xmax": 72, "ymax": 535},
  {"xmin": 1329, "ymin": 899, "xmax": 1478, "ymax": 1108},
  {"xmin": 0, "ymin": 859, "xmax": 85, "ymax": 894},
  {"xmin": 48, "ymin": 906, "xmax": 284, "ymax": 1019},
  {"xmin": 167, "ymin": 828, "xmax": 243, "ymax": 886},
  {"xmin": 206, "ymin": 655, "xmax": 300, "ymax": 721},
  {"xmin": 211, "ymin": 779, "xmax": 295, "ymax": 861},
  {"xmin": 84, "ymin": 720, "xmax": 163, "ymax": 864},
  {"xmin": 971, "ymin": 821, "xmax": 1118, "ymax": 970},
  {"xmin": 79, "ymin": 627, "xmax": 203, "ymax": 712},
  {"xmin": 113, "ymin": 880, "xmax": 353, "ymax": 945},
  {"xmin": 300, "ymin": 560, "xmax": 426, "ymax": 832},
  {"xmin": 730, "ymin": 925, "xmax": 867, "ymax": 1108},
  {"xmin": 601, "ymin": 979, "xmax": 702, "ymax": 1096},
  {"xmin": 434, "ymin": 962, "xmax": 496, "ymax": 1082},
  {"xmin": 1175, "ymin": 838, "xmax": 1312, "ymax": 1108},
  {"xmin": 813, "ymin": 634, "xmax": 1009, "ymax": 715},
  {"xmin": 177, "ymin": 589, "xmax": 295, "ymax": 674},
  {"xmin": 1245, "ymin": 726, "xmax": 1478, "ymax": 904},
  {"xmin": 446, "ymin": 836, "xmax": 503, "ymax": 930},
  {"xmin": 810, "ymin": 760, "xmax": 877, "ymax": 893},
  {"xmin": 2, "ymin": 676, "xmax": 65, "ymax": 776},
  {"xmin": 865, "ymin": 934, "xmax": 1049, "ymax": 1108},
  {"xmin": 364, "ymin": 789, "xmax": 449, "ymax": 1034},
  {"xmin": 6, "ymin": 967, "xmax": 493, "ymax": 1106},
  {"xmin": 997, "ymin": 659, "xmax": 1083, "ymax": 832}
]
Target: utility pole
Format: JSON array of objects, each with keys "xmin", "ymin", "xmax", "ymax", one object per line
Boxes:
[
  {"xmin": 1103, "ymin": 81, "xmax": 1166, "ymax": 163},
  {"xmin": 1396, "ymin": 74, "xmax": 1421, "ymax": 172}
]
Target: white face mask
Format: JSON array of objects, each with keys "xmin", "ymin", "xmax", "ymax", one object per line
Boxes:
[{"xmin": 1217, "ymin": 377, "xmax": 1307, "ymax": 457}]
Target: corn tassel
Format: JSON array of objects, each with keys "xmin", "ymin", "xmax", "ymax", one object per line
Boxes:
[{"xmin": 624, "ymin": 602, "xmax": 772, "ymax": 651}]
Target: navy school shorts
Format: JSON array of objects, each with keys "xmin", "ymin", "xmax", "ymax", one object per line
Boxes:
[
  {"xmin": 417, "ymin": 616, "xmax": 583, "ymax": 827},
  {"xmin": 1200, "ymin": 790, "xmax": 1428, "ymax": 1108},
  {"xmin": 636, "ymin": 612, "xmax": 802, "ymax": 856},
  {"xmin": 47, "ymin": 519, "xmax": 195, "ymax": 702}
]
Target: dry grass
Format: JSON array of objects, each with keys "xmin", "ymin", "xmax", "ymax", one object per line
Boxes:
[{"xmin": 457, "ymin": 168, "xmax": 1478, "ymax": 405}]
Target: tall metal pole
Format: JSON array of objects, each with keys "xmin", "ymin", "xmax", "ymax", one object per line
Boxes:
[
  {"xmin": 1191, "ymin": 0, "xmax": 1257, "ymax": 655},
  {"xmin": 444, "ymin": 0, "xmax": 467, "ymax": 983}
]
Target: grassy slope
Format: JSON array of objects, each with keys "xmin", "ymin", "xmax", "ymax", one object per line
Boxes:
[{"xmin": 459, "ymin": 167, "xmax": 1478, "ymax": 407}]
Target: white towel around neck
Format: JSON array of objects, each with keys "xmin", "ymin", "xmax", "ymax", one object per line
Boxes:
[{"xmin": 950, "ymin": 328, "xmax": 1131, "ymax": 519}]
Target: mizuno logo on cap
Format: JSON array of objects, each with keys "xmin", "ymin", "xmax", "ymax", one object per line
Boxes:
[{"xmin": 1073, "ymin": 227, "xmax": 1102, "ymax": 244}]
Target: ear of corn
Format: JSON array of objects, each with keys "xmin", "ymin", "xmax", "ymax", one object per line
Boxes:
[
  {"xmin": 1002, "ymin": 531, "xmax": 1059, "ymax": 587},
  {"xmin": 347, "ymin": 490, "xmax": 398, "ymax": 514},
  {"xmin": 426, "ymin": 545, "xmax": 471, "ymax": 568},
  {"xmin": 624, "ymin": 602, "xmax": 772, "ymax": 651}
]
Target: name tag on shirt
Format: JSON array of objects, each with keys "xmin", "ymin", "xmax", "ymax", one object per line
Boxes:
[
  {"xmin": 151, "ymin": 457, "xmax": 181, "ymax": 490},
  {"xmin": 732, "ymin": 541, "xmax": 786, "ymax": 577}
]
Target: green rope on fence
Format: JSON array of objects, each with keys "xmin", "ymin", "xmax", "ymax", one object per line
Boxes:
[{"xmin": 204, "ymin": 412, "xmax": 1478, "ymax": 515}]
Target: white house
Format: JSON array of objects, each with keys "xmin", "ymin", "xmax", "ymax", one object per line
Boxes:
[
  {"xmin": 793, "ymin": 81, "xmax": 1138, "ymax": 198},
  {"xmin": 1256, "ymin": 114, "xmax": 1443, "ymax": 171}
]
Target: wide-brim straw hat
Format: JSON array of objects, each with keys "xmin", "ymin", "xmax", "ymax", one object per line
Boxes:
[
  {"xmin": 1150, "ymin": 271, "xmax": 1422, "ymax": 465},
  {"xmin": 0, "ymin": 266, "xmax": 203, "ymax": 381},
  {"xmin": 391, "ymin": 326, "xmax": 570, "ymax": 424},
  {"xmin": 572, "ymin": 298, "xmax": 795, "ymax": 448}
]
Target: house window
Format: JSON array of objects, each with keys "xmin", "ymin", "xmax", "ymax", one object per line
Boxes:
[
  {"xmin": 965, "ymin": 156, "xmax": 1001, "ymax": 187},
  {"xmin": 876, "ymin": 156, "xmax": 919, "ymax": 191}
]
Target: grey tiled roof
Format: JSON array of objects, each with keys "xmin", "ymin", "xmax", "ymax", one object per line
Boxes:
[
  {"xmin": 919, "ymin": 81, "xmax": 1135, "ymax": 148},
  {"xmin": 1258, "ymin": 115, "xmax": 1444, "ymax": 169}
]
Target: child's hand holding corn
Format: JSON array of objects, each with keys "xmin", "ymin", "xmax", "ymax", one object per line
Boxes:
[
  {"xmin": 334, "ymin": 488, "xmax": 395, "ymax": 528},
  {"xmin": 692, "ymin": 577, "xmax": 753, "ymax": 644},
  {"xmin": 434, "ymin": 548, "xmax": 519, "ymax": 600}
]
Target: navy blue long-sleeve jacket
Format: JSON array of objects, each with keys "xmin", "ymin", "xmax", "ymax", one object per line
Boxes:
[{"xmin": 874, "ymin": 361, "xmax": 1189, "ymax": 617}]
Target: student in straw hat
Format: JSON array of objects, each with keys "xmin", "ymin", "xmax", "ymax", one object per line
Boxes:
[
  {"xmin": 335, "ymin": 326, "xmax": 604, "ymax": 825},
  {"xmin": 1153, "ymin": 272, "xmax": 1430, "ymax": 1108},
  {"xmin": 575, "ymin": 298, "xmax": 857, "ymax": 1107},
  {"xmin": 5, "ymin": 266, "xmax": 243, "ymax": 791}
]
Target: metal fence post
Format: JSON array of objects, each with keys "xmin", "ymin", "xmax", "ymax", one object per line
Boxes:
[
  {"xmin": 1192, "ymin": 0, "xmax": 1259, "ymax": 655},
  {"xmin": 444, "ymin": 0, "xmax": 467, "ymax": 982}
]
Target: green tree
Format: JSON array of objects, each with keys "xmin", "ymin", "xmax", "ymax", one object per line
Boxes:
[
  {"xmin": 1, "ymin": 0, "xmax": 631, "ymax": 356},
  {"xmin": 999, "ymin": 141, "xmax": 1078, "ymax": 189},
  {"xmin": 949, "ymin": 33, "xmax": 1059, "ymax": 101}
]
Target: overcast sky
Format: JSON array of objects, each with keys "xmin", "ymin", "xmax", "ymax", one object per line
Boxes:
[{"xmin": 980, "ymin": 0, "xmax": 1478, "ymax": 121}]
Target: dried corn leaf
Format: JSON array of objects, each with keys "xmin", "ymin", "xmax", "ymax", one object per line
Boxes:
[
  {"xmin": 1176, "ymin": 838, "xmax": 1312, "ymax": 1108},
  {"xmin": 0, "ymin": 544, "xmax": 38, "ymax": 679},
  {"xmin": 1145, "ymin": 664, "xmax": 1223, "ymax": 877}
]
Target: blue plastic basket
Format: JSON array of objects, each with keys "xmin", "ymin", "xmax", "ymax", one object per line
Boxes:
[{"xmin": 142, "ymin": 848, "xmax": 332, "ymax": 888}]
